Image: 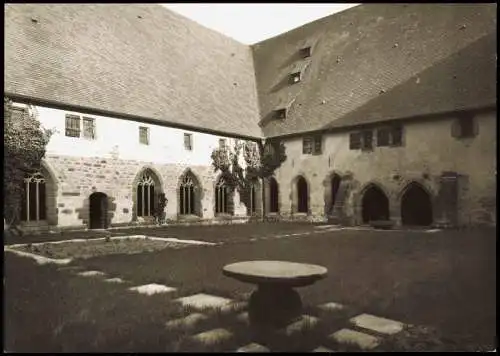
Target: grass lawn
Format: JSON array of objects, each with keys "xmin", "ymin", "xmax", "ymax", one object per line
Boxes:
[{"xmin": 4, "ymin": 224, "xmax": 496, "ymax": 352}]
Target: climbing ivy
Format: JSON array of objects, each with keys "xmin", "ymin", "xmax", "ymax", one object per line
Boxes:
[
  {"xmin": 4, "ymin": 98, "xmax": 53, "ymax": 231},
  {"xmin": 210, "ymin": 139, "xmax": 287, "ymax": 211}
]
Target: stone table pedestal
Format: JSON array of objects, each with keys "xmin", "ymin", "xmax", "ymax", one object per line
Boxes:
[{"xmin": 223, "ymin": 260, "xmax": 328, "ymax": 329}]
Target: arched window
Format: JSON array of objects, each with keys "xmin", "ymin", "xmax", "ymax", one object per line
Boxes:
[
  {"xmin": 137, "ymin": 173, "xmax": 155, "ymax": 217},
  {"xmin": 180, "ymin": 174, "xmax": 196, "ymax": 215},
  {"xmin": 269, "ymin": 177, "xmax": 279, "ymax": 213},
  {"xmin": 215, "ymin": 177, "xmax": 231, "ymax": 214},
  {"xmin": 296, "ymin": 176, "xmax": 309, "ymax": 213},
  {"xmin": 21, "ymin": 172, "xmax": 46, "ymax": 222},
  {"xmin": 248, "ymin": 181, "xmax": 257, "ymax": 215},
  {"xmin": 361, "ymin": 184, "xmax": 389, "ymax": 223}
]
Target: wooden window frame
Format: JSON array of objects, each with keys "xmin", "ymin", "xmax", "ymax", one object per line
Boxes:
[
  {"xmin": 184, "ymin": 133, "xmax": 193, "ymax": 151},
  {"xmin": 361, "ymin": 130, "xmax": 373, "ymax": 151},
  {"xmin": 139, "ymin": 126, "xmax": 150, "ymax": 145},
  {"xmin": 302, "ymin": 137, "xmax": 313, "ymax": 154},
  {"xmin": 82, "ymin": 117, "xmax": 96, "ymax": 140},
  {"xmin": 65, "ymin": 114, "xmax": 81, "ymax": 138},
  {"xmin": 349, "ymin": 132, "xmax": 362, "ymax": 150}
]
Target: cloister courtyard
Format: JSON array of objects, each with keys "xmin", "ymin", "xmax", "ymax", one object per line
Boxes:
[{"xmin": 3, "ymin": 222, "xmax": 496, "ymax": 352}]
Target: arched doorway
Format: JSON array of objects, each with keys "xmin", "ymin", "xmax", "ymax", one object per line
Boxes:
[
  {"xmin": 330, "ymin": 173, "xmax": 342, "ymax": 213},
  {"xmin": 89, "ymin": 192, "xmax": 108, "ymax": 229},
  {"xmin": 297, "ymin": 176, "xmax": 308, "ymax": 213},
  {"xmin": 269, "ymin": 177, "xmax": 279, "ymax": 213},
  {"xmin": 361, "ymin": 184, "xmax": 389, "ymax": 223},
  {"xmin": 401, "ymin": 183, "xmax": 433, "ymax": 226},
  {"xmin": 179, "ymin": 171, "xmax": 200, "ymax": 216}
]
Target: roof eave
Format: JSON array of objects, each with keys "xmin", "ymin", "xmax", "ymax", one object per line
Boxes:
[{"xmin": 6, "ymin": 93, "xmax": 264, "ymax": 142}]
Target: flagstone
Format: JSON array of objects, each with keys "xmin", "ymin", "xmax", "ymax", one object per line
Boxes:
[
  {"xmin": 191, "ymin": 328, "xmax": 233, "ymax": 346},
  {"xmin": 329, "ymin": 328, "xmax": 380, "ymax": 350},
  {"xmin": 236, "ymin": 343, "xmax": 270, "ymax": 352},
  {"xmin": 129, "ymin": 283, "xmax": 176, "ymax": 295},
  {"xmin": 174, "ymin": 293, "xmax": 233, "ymax": 310},
  {"xmin": 350, "ymin": 313, "xmax": 404, "ymax": 335},
  {"xmin": 165, "ymin": 313, "xmax": 208, "ymax": 330}
]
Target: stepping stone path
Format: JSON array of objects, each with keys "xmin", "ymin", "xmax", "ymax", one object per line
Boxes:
[
  {"xmin": 104, "ymin": 277, "xmax": 126, "ymax": 283},
  {"xmin": 77, "ymin": 270, "xmax": 105, "ymax": 277},
  {"xmin": 312, "ymin": 346, "xmax": 335, "ymax": 352},
  {"xmin": 165, "ymin": 313, "xmax": 208, "ymax": 330},
  {"xmin": 129, "ymin": 283, "xmax": 176, "ymax": 295},
  {"xmin": 329, "ymin": 328, "xmax": 380, "ymax": 350},
  {"xmin": 174, "ymin": 293, "xmax": 233, "ymax": 311},
  {"xmin": 284, "ymin": 315, "xmax": 319, "ymax": 336},
  {"xmin": 350, "ymin": 313, "xmax": 404, "ymax": 335},
  {"xmin": 236, "ymin": 343, "xmax": 270, "ymax": 352},
  {"xmin": 318, "ymin": 302, "xmax": 345, "ymax": 312},
  {"xmin": 236, "ymin": 312, "xmax": 249, "ymax": 324},
  {"xmin": 191, "ymin": 328, "xmax": 233, "ymax": 346}
]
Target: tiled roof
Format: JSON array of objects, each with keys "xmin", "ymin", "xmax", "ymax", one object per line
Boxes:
[
  {"xmin": 4, "ymin": 4, "xmax": 262, "ymax": 138},
  {"xmin": 252, "ymin": 3, "xmax": 497, "ymax": 137},
  {"xmin": 5, "ymin": 4, "xmax": 497, "ymax": 140}
]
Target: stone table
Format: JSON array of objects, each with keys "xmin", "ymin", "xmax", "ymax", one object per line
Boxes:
[{"xmin": 223, "ymin": 260, "xmax": 327, "ymax": 328}]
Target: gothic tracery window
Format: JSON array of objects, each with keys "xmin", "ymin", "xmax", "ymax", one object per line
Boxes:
[
  {"xmin": 180, "ymin": 173, "xmax": 197, "ymax": 215},
  {"xmin": 21, "ymin": 172, "xmax": 47, "ymax": 222},
  {"xmin": 215, "ymin": 177, "xmax": 230, "ymax": 215},
  {"xmin": 137, "ymin": 173, "xmax": 155, "ymax": 217}
]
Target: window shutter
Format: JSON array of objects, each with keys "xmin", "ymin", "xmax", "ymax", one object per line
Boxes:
[
  {"xmin": 450, "ymin": 119, "xmax": 461, "ymax": 138},
  {"xmin": 391, "ymin": 125, "xmax": 403, "ymax": 146},
  {"xmin": 362, "ymin": 130, "xmax": 373, "ymax": 150},
  {"xmin": 349, "ymin": 132, "xmax": 361, "ymax": 150},
  {"xmin": 313, "ymin": 136, "xmax": 322, "ymax": 155}
]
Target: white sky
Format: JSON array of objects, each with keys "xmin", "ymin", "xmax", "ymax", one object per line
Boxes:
[{"xmin": 162, "ymin": 3, "xmax": 360, "ymax": 44}]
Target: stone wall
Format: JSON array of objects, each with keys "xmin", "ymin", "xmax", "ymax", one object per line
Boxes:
[
  {"xmin": 273, "ymin": 109, "xmax": 497, "ymax": 227},
  {"xmin": 40, "ymin": 155, "xmax": 254, "ymax": 228}
]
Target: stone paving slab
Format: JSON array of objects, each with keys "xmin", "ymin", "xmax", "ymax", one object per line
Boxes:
[
  {"xmin": 236, "ymin": 312, "xmax": 249, "ymax": 324},
  {"xmin": 129, "ymin": 283, "xmax": 176, "ymax": 295},
  {"xmin": 312, "ymin": 346, "xmax": 335, "ymax": 352},
  {"xmin": 329, "ymin": 328, "xmax": 380, "ymax": 350},
  {"xmin": 104, "ymin": 277, "xmax": 126, "ymax": 283},
  {"xmin": 77, "ymin": 270, "xmax": 106, "ymax": 277},
  {"xmin": 220, "ymin": 301, "xmax": 248, "ymax": 314},
  {"xmin": 350, "ymin": 313, "xmax": 404, "ymax": 335},
  {"xmin": 191, "ymin": 328, "xmax": 233, "ymax": 346},
  {"xmin": 236, "ymin": 343, "xmax": 270, "ymax": 352},
  {"xmin": 318, "ymin": 302, "xmax": 345, "ymax": 312},
  {"xmin": 174, "ymin": 293, "xmax": 233, "ymax": 310},
  {"xmin": 285, "ymin": 315, "xmax": 320, "ymax": 336},
  {"xmin": 165, "ymin": 313, "xmax": 208, "ymax": 330}
]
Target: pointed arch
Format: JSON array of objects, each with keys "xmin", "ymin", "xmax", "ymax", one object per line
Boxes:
[
  {"xmin": 292, "ymin": 174, "xmax": 310, "ymax": 214},
  {"xmin": 131, "ymin": 166, "xmax": 164, "ymax": 220},
  {"xmin": 359, "ymin": 182, "xmax": 390, "ymax": 223},
  {"xmin": 268, "ymin": 176, "xmax": 280, "ymax": 213},
  {"xmin": 400, "ymin": 181, "xmax": 434, "ymax": 226},
  {"xmin": 178, "ymin": 168, "xmax": 203, "ymax": 217},
  {"xmin": 214, "ymin": 174, "xmax": 234, "ymax": 215}
]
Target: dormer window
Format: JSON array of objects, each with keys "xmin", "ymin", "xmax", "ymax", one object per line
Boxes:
[
  {"xmin": 275, "ymin": 108, "xmax": 287, "ymax": 120},
  {"xmin": 299, "ymin": 46, "xmax": 312, "ymax": 58},
  {"xmin": 290, "ymin": 72, "xmax": 302, "ymax": 84}
]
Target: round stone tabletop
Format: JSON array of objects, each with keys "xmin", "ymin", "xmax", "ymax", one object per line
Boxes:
[{"xmin": 223, "ymin": 260, "xmax": 328, "ymax": 288}]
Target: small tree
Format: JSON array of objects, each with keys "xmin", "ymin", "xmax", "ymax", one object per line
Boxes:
[
  {"xmin": 4, "ymin": 98, "xmax": 53, "ymax": 231},
  {"xmin": 154, "ymin": 193, "xmax": 168, "ymax": 225},
  {"xmin": 210, "ymin": 139, "xmax": 287, "ymax": 213}
]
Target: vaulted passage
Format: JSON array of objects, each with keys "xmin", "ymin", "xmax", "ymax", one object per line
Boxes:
[
  {"xmin": 330, "ymin": 173, "xmax": 342, "ymax": 212},
  {"xmin": 401, "ymin": 183, "xmax": 433, "ymax": 226},
  {"xmin": 361, "ymin": 185, "xmax": 389, "ymax": 223},
  {"xmin": 89, "ymin": 192, "xmax": 108, "ymax": 229},
  {"xmin": 269, "ymin": 177, "xmax": 279, "ymax": 213},
  {"xmin": 297, "ymin": 176, "xmax": 309, "ymax": 213}
]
